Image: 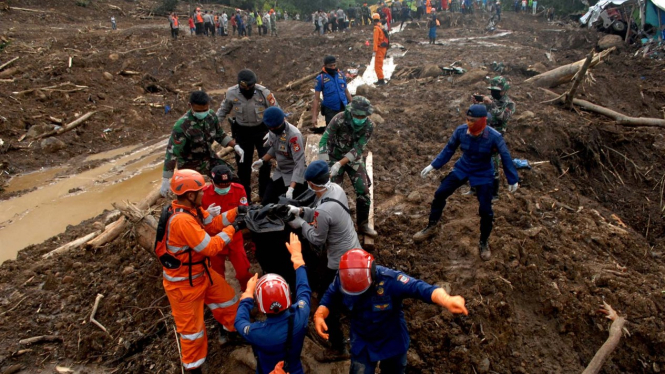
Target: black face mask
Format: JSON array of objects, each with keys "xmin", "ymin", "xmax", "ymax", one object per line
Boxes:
[
  {"xmin": 239, "ymin": 87, "xmax": 255, "ymax": 99},
  {"xmin": 490, "ymin": 90, "xmax": 502, "ymax": 100},
  {"xmin": 325, "ymin": 68, "xmax": 337, "ymax": 76},
  {"xmin": 269, "ymin": 124, "xmax": 285, "ymax": 134}
]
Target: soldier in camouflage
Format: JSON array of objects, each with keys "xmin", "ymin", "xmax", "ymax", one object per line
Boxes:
[
  {"xmin": 160, "ymin": 91, "xmax": 245, "ymax": 197},
  {"xmin": 318, "ymin": 96, "xmax": 377, "ymax": 238},
  {"xmin": 473, "ymin": 76, "xmax": 516, "ymax": 199}
]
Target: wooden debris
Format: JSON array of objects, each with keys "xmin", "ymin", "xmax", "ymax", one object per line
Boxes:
[
  {"xmin": 89, "ymin": 294, "xmax": 109, "ymax": 334},
  {"xmin": 278, "ymin": 71, "xmax": 320, "ymax": 92},
  {"xmin": 582, "ymin": 302, "xmax": 627, "ymax": 374},
  {"xmin": 118, "ymin": 70, "xmax": 141, "ymax": 76},
  {"xmin": 42, "ymin": 231, "xmax": 101, "ymax": 259},
  {"xmin": 18, "ymin": 335, "xmax": 63, "ymax": 345},
  {"xmin": 107, "ymin": 4, "xmax": 126, "ymax": 16},
  {"xmin": 565, "ymin": 49, "xmax": 594, "ymax": 109},
  {"xmin": 305, "ymin": 134, "xmax": 322, "ymax": 165},
  {"xmin": 525, "ymin": 47, "xmax": 615, "ymax": 88},
  {"xmin": 113, "ymin": 200, "xmax": 158, "ymax": 253},
  {"xmin": 0, "ymin": 56, "xmax": 19, "ymax": 71},
  {"xmin": 34, "ymin": 111, "xmax": 97, "ymax": 139},
  {"xmin": 364, "ymin": 152, "xmax": 375, "ymax": 250},
  {"xmin": 13, "ymin": 82, "xmax": 87, "ymax": 96}
]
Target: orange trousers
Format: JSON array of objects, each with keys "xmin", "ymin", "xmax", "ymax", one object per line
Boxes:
[
  {"xmin": 209, "ymin": 238, "xmax": 252, "ymax": 291},
  {"xmin": 375, "ymin": 47, "xmax": 387, "ymax": 80},
  {"xmin": 164, "ymin": 269, "xmax": 239, "ymax": 370}
]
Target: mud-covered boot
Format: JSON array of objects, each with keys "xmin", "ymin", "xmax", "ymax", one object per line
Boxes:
[
  {"xmin": 479, "ymin": 240, "xmax": 491, "ymax": 261},
  {"xmin": 413, "ymin": 221, "xmax": 438, "ymax": 243},
  {"xmin": 375, "ymin": 79, "xmax": 387, "ymax": 86},
  {"xmin": 357, "ymin": 200, "xmax": 378, "ymax": 238},
  {"xmin": 188, "ymin": 368, "xmax": 202, "ymax": 374},
  {"xmin": 314, "ymin": 344, "xmax": 350, "ymax": 363},
  {"xmin": 218, "ymin": 326, "xmax": 243, "ymax": 346}
]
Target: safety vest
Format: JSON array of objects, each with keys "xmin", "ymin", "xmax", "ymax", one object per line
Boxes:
[
  {"xmin": 196, "ymin": 13, "xmax": 203, "ymax": 23},
  {"xmin": 172, "ymin": 16, "xmax": 179, "ymax": 27}
]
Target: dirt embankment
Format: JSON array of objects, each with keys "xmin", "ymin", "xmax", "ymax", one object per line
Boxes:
[{"xmin": 1, "ymin": 2, "xmax": 664, "ymax": 374}]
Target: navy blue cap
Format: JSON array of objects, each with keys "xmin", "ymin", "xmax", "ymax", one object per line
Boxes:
[
  {"xmin": 304, "ymin": 160, "xmax": 330, "ymax": 184},
  {"xmin": 467, "ymin": 104, "xmax": 488, "ymax": 118},
  {"xmin": 263, "ymin": 107, "xmax": 285, "ymax": 128}
]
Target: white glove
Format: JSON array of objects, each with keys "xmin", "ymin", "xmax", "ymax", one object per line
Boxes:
[
  {"xmin": 263, "ymin": 133, "xmax": 270, "ymax": 147},
  {"xmin": 251, "ymin": 159, "xmax": 264, "ymax": 172},
  {"xmin": 206, "ymin": 203, "xmax": 221, "ymax": 217},
  {"xmin": 372, "ymin": 52, "xmax": 376, "ymax": 58},
  {"xmin": 508, "ymin": 183, "xmax": 519, "ymax": 193},
  {"xmin": 160, "ymin": 177, "xmax": 171, "ymax": 197},
  {"xmin": 420, "ymin": 165, "xmax": 434, "ymax": 178},
  {"xmin": 286, "ymin": 187, "xmax": 295, "ymax": 199},
  {"xmin": 330, "ymin": 162, "xmax": 342, "ymax": 177},
  {"xmin": 234, "ymin": 144, "xmax": 245, "ymax": 163},
  {"xmin": 288, "ymin": 217, "xmax": 305, "ymax": 229},
  {"xmin": 287, "ymin": 204, "xmax": 301, "ymax": 217}
]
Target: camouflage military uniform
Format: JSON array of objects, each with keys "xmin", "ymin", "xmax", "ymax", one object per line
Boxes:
[
  {"xmin": 162, "ymin": 110, "xmax": 233, "ymax": 179},
  {"xmin": 318, "ymin": 97, "xmax": 374, "ymax": 207},
  {"xmin": 485, "ymin": 76, "xmax": 516, "ymax": 194}
]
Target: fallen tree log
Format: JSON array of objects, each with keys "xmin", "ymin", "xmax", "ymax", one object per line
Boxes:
[
  {"xmin": 525, "ymin": 47, "xmax": 615, "ymax": 88},
  {"xmin": 582, "ymin": 302, "xmax": 627, "ymax": 374},
  {"xmin": 34, "ymin": 111, "xmax": 96, "ymax": 139},
  {"xmin": 565, "ymin": 49, "xmax": 594, "ymax": 109},
  {"xmin": 113, "ymin": 200, "xmax": 158, "ymax": 253},
  {"xmin": 0, "ymin": 56, "xmax": 19, "ymax": 71},
  {"xmin": 278, "ymin": 71, "xmax": 320, "ymax": 92},
  {"xmin": 541, "ymin": 89, "xmax": 665, "ymax": 128},
  {"xmin": 42, "ymin": 231, "xmax": 101, "ymax": 259}
]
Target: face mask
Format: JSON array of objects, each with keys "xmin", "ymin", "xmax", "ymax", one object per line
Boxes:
[
  {"xmin": 466, "ymin": 117, "xmax": 487, "ymax": 136},
  {"xmin": 269, "ymin": 124, "xmax": 285, "ymax": 134},
  {"xmin": 352, "ymin": 116, "xmax": 367, "ymax": 128},
  {"xmin": 308, "ymin": 181, "xmax": 331, "ymax": 192},
  {"xmin": 239, "ymin": 87, "xmax": 255, "ymax": 99},
  {"xmin": 490, "ymin": 90, "xmax": 502, "ymax": 100},
  {"xmin": 214, "ymin": 186, "xmax": 231, "ymax": 195},
  {"xmin": 192, "ymin": 111, "xmax": 209, "ymax": 120},
  {"xmin": 325, "ymin": 68, "xmax": 337, "ymax": 76}
]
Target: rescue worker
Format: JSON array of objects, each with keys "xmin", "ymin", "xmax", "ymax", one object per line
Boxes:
[
  {"xmin": 204, "ymin": 11, "xmax": 214, "ymax": 37},
  {"xmin": 251, "ymin": 107, "xmax": 307, "ymax": 205},
  {"xmin": 287, "ymin": 161, "xmax": 360, "ymax": 361},
  {"xmin": 235, "ymin": 233, "xmax": 311, "ymax": 374},
  {"xmin": 361, "ymin": 3, "xmax": 371, "ymax": 25},
  {"xmin": 472, "ymin": 76, "xmax": 515, "ymax": 199},
  {"xmin": 414, "ymin": 104, "xmax": 520, "ymax": 260},
  {"xmin": 216, "ymin": 70, "xmax": 279, "ymax": 204},
  {"xmin": 314, "ymin": 249, "xmax": 468, "ymax": 374},
  {"xmin": 372, "ymin": 13, "xmax": 389, "ymax": 86},
  {"xmin": 169, "ymin": 12, "xmax": 179, "ymax": 40},
  {"xmin": 158, "ymin": 169, "xmax": 244, "ymax": 373},
  {"xmin": 312, "ymin": 55, "xmax": 353, "ymax": 126},
  {"xmin": 195, "ymin": 8, "xmax": 204, "ymax": 35},
  {"xmin": 161, "ymin": 91, "xmax": 245, "ymax": 198},
  {"xmin": 201, "ymin": 165, "xmax": 252, "ymax": 291},
  {"xmin": 189, "ymin": 16, "xmax": 195, "ymax": 35},
  {"xmin": 318, "ymin": 96, "xmax": 378, "ymax": 238},
  {"xmin": 270, "ymin": 9, "xmax": 278, "ymax": 36},
  {"xmin": 256, "ymin": 11, "xmax": 263, "ymax": 36}
]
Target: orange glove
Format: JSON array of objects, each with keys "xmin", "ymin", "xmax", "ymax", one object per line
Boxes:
[
  {"xmin": 240, "ymin": 273, "xmax": 259, "ymax": 300},
  {"xmin": 285, "ymin": 232, "xmax": 305, "ymax": 270},
  {"xmin": 313, "ymin": 305, "xmax": 330, "ymax": 340},
  {"xmin": 270, "ymin": 361, "xmax": 288, "ymax": 374},
  {"xmin": 431, "ymin": 288, "xmax": 468, "ymax": 315}
]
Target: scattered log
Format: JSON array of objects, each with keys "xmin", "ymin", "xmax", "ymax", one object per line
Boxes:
[
  {"xmin": 2, "ymin": 364, "xmax": 23, "ymax": 374},
  {"xmin": 304, "ymin": 134, "xmax": 322, "ymax": 165},
  {"xmin": 19, "ymin": 335, "xmax": 63, "ymax": 345},
  {"xmin": 565, "ymin": 49, "xmax": 594, "ymax": 109},
  {"xmin": 42, "ymin": 231, "xmax": 101, "ymax": 259},
  {"xmin": 13, "ymin": 82, "xmax": 85, "ymax": 96},
  {"xmin": 89, "ymin": 294, "xmax": 109, "ymax": 334},
  {"xmin": 9, "ymin": 7, "xmax": 54, "ymax": 13},
  {"xmin": 47, "ymin": 116, "xmax": 64, "ymax": 125},
  {"xmin": 107, "ymin": 4, "xmax": 126, "ymax": 16},
  {"xmin": 364, "ymin": 152, "xmax": 375, "ymax": 250},
  {"xmin": 278, "ymin": 71, "xmax": 320, "ymax": 92},
  {"xmin": 541, "ymin": 89, "xmax": 665, "ymax": 128},
  {"xmin": 34, "ymin": 111, "xmax": 96, "ymax": 139},
  {"xmin": 113, "ymin": 200, "xmax": 158, "ymax": 253},
  {"xmin": 582, "ymin": 302, "xmax": 627, "ymax": 374},
  {"xmin": 221, "ymin": 46, "xmax": 242, "ymax": 56},
  {"xmin": 525, "ymin": 47, "xmax": 615, "ymax": 88},
  {"xmin": 118, "ymin": 70, "xmax": 141, "ymax": 76},
  {"xmin": 0, "ymin": 78, "xmax": 15, "ymax": 83},
  {"xmin": 0, "ymin": 56, "xmax": 19, "ymax": 71}
]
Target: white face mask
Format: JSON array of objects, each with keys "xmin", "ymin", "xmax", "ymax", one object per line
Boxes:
[{"xmin": 308, "ymin": 181, "xmax": 331, "ymax": 192}]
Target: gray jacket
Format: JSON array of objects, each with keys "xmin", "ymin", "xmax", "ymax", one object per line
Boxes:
[
  {"xmin": 216, "ymin": 84, "xmax": 279, "ymax": 127},
  {"xmin": 301, "ymin": 183, "xmax": 361, "ymax": 269},
  {"xmin": 266, "ymin": 123, "xmax": 306, "ymax": 186}
]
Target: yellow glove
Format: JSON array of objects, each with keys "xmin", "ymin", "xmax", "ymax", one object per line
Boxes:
[
  {"xmin": 432, "ymin": 288, "xmax": 468, "ymax": 315},
  {"xmin": 285, "ymin": 232, "xmax": 305, "ymax": 270},
  {"xmin": 313, "ymin": 305, "xmax": 330, "ymax": 340},
  {"xmin": 240, "ymin": 273, "xmax": 259, "ymax": 300}
]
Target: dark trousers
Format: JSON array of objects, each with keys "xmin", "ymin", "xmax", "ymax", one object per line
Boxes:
[
  {"xmin": 261, "ymin": 178, "xmax": 307, "ymax": 205},
  {"xmin": 350, "ymin": 350, "xmax": 407, "ymax": 374},
  {"xmin": 247, "ymin": 25, "xmax": 252, "ymax": 36},
  {"xmin": 321, "ymin": 105, "xmax": 343, "ymax": 126},
  {"xmin": 233, "ymin": 123, "xmax": 271, "ymax": 204},
  {"xmin": 429, "ymin": 173, "xmax": 494, "ymax": 243},
  {"xmin": 171, "ymin": 28, "xmax": 179, "ymax": 39},
  {"xmin": 338, "ymin": 18, "xmax": 345, "ymax": 31},
  {"xmin": 319, "ymin": 267, "xmax": 345, "ymax": 350},
  {"xmin": 204, "ymin": 22, "xmax": 214, "ymax": 36},
  {"xmin": 195, "ymin": 22, "xmax": 204, "ymax": 35}
]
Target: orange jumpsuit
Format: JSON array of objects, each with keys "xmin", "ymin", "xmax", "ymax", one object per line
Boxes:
[
  {"xmin": 373, "ymin": 24, "xmax": 388, "ymax": 81},
  {"xmin": 163, "ymin": 202, "xmax": 239, "ymax": 371}
]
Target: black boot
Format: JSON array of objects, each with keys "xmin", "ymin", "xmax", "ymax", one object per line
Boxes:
[
  {"xmin": 357, "ymin": 199, "xmax": 378, "ymax": 237},
  {"xmin": 188, "ymin": 368, "xmax": 203, "ymax": 374},
  {"xmin": 375, "ymin": 79, "xmax": 387, "ymax": 86}
]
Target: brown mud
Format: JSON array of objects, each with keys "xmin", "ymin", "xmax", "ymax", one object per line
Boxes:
[{"xmin": 0, "ymin": 2, "xmax": 664, "ymax": 374}]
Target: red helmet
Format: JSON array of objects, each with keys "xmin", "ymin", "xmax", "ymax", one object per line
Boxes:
[
  {"xmin": 170, "ymin": 169, "xmax": 205, "ymax": 196},
  {"xmin": 255, "ymin": 274, "xmax": 291, "ymax": 314},
  {"xmin": 338, "ymin": 249, "xmax": 375, "ymax": 295}
]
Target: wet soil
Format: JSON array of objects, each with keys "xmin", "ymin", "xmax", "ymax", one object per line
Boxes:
[{"xmin": 1, "ymin": 2, "xmax": 664, "ymax": 374}]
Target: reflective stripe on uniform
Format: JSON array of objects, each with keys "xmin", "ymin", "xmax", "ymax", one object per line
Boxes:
[
  {"xmin": 183, "ymin": 357, "xmax": 206, "ymax": 369},
  {"xmin": 167, "ymin": 244, "xmax": 189, "ymax": 253},
  {"xmin": 192, "ymin": 233, "xmax": 211, "ymax": 252},
  {"xmin": 202, "ymin": 215, "xmax": 213, "ymax": 225},
  {"xmin": 180, "ymin": 330, "xmax": 205, "ymax": 341},
  {"xmin": 207, "ymin": 295, "xmax": 239, "ymax": 310},
  {"xmin": 221, "ymin": 211, "xmax": 232, "ymax": 226},
  {"xmin": 217, "ymin": 232, "xmax": 232, "ymax": 245},
  {"xmin": 163, "ymin": 271, "xmax": 204, "ymax": 282}
]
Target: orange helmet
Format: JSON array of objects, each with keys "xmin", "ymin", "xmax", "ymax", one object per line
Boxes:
[
  {"xmin": 372, "ymin": 13, "xmax": 381, "ymax": 20},
  {"xmin": 170, "ymin": 169, "xmax": 205, "ymax": 195}
]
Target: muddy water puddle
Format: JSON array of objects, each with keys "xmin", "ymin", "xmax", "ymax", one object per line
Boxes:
[{"xmin": 0, "ymin": 139, "xmax": 167, "ymax": 263}]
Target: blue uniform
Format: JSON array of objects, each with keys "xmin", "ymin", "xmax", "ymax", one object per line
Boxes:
[
  {"xmin": 234, "ymin": 267, "xmax": 311, "ymax": 374},
  {"xmin": 431, "ymin": 124, "xmax": 519, "ymax": 187},
  {"xmin": 315, "ymin": 69, "xmax": 349, "ymax": 112},
  {"xmin": 320, "ymin": 266, "xmax": 437, "ymax": 363}
]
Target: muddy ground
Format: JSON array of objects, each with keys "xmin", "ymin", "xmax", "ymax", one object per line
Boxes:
[{"xmin": 1, "ymin": 1, "xmax": 664, "ymax": 373}]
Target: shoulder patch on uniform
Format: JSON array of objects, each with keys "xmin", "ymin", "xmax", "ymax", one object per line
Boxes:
[
  {"xmin": 240, "ymin": 197, "xmax": 248, "ymax": 205},
  {"xmin": 267, "ymin": 93, "xmax": 276, "ymax": 106},
  {"xmin": 298, "ymin": 300, "xmax": 306, "ymax": 308},
  {"xmin": 243, "ymin": 325, "xmax": 250, "ymax": 335},
  {"xmin": 310, "ymin": 211, "xmax": 319, "ymax": 229},
  {"xmin": 290, "ymin": 136, "xmax": 301, "ymax": 152},
  {"xmin": 397, "ymin": 274, "xmax": 410, "ymax": 284}
]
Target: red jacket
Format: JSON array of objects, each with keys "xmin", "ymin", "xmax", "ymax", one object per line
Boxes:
[
  {"xmin": 201, "ymin": 183, "xmax": 247, "ymax": 254},
  {"xmin": 188, "ymin": 18, "xmax": 195, "ymax": 28}
]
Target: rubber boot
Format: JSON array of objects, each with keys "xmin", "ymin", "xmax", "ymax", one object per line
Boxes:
[
  {"xmin": 413, "ymin": 220, "xmax": 438, "ymax": 243},
  {"xmin": 492, "ymin": 178, "xmax": 500, "ymax": 202},
  {"xmin": 357, "ymin": 199, "xmax": 378, "ymax": 238},
  {"xmin": 376, "ymin": 79, "xmax": 386, "ymax": 86},
  {"xmin": 188, "ymin": 368, "xmax": 203, "ymax": 374},
  {"xmin": 479, "ymin": 240, "xmax": 491, "ymax": 261}
]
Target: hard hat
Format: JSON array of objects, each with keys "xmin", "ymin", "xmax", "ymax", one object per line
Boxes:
[
  {"xmin": 170, "ymin": 169, "xmax": 205, "ymax": 195},
  {"xmin": 372, "ymin": 13, "xmax": 381, "ymax": 20},
  {"xmin": 255, "ymin": 274, "xmax": 291, "ymax": 314},
  {"xmin": 338, "ymin": 249, "xmax": 375, "ymax": 295}
]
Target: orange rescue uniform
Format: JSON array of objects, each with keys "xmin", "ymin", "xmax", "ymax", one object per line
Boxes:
[
  {"xmin": 163, "ymin": 201, "xmax": 240, "ymax": 371},
  {"xmin": 373, "ymin": 24, "xmax": 388, "ymax": 81}
]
